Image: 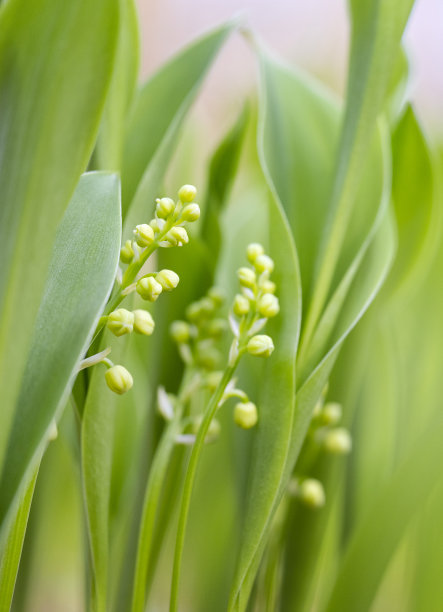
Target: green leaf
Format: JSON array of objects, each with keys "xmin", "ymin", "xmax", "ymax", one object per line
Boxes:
[
  {"xmin": 95, "ymin": 0, "xmax": 140, "ymax": 170},
  {"xmin": 121, "ymin": 21, "xmax": 235, "ymax": 223},
  {"xmin": 0, "ymin": 0, "xmax": 119, "ymax": 473},
  {"xmin": 0, "ymin": 172, "xmax": 122, "ymax": 532}
]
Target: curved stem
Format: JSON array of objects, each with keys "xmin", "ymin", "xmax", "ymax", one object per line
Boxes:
[{"xmin": 169, "ymin": 362, "xmax": 239, "ymax": 612}]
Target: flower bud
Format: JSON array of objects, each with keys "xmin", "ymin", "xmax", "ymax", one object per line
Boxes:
[
  {"xmin": 320, "ymin": 402, "xmax": 342, "ymax": 426},
  {"xmin": 156, "ymin": 197, "xmax": 175, "ymax": 219},
  {"xmin": 299, "ymin": 479, "xmax": 325, "ymax": 509},
  {"xmin": 178, "ymin": 184, "xmax": 197, "ymax": 203},
  {"xmin": 133, "ymin": 309, "xmax": 155, "ymax": 335},
  {"xmin": 324, "ymin": 428, "xmax": 352, "ymax": 455},
  {"xmin": 150, "ymin": 218, "xmax": 165, "ymax": 233},
  {"xmin": 170, "ymin": 320, "xmax": 191, "ymax": 343},
  {"xmin": 208, "ymin": 287, "xmax": 224, "ymax": 306},
  {"xmin": 234, "ymin": 401, "xmax": 258, "ymax": 429},
  {"xmin": 133, "ymin": 223, "xmax": 155, "ymax": 247},
  {"xmin": 166, "ymin": 226, "xmax": 189, "ymax": 246},
  {"xmin": 195, "ymin": 341, "xmax": 220, "ymax": 370},
  {"xmin": 260, "ymin": 279, "xmax": 276, "ymax": 294},
  {"xmin": 181, "ymin": 203, "xmax": 200, "ymax": 222},
  {"xmin": 105, "ymin": 365, "xmax": 133, "ymax": 395},
  {"xmin": 156, "ymin": 269, "xmax": 180, "ymax": 291},
  {"xmin": 206, "ymin": 318, "xmax": 227, "ymax": 337},
  {"xmin": 237, "ymin": 267, "xmax": 256, "ymax": 289},
  {"xmin": 206, "ymin": 371, "xmax": 223, "ymax": 392},
  {"xmin": 254, "ymin": 254, "xmax": 274, "ymax": 273},
  {"xmin": 136, "ymin": 276, "xmax": 163, "ymax": 302},
  {"xmin": 120, "ymin": 240, "xmax": 134, "ymax": 264},
  {"xmin": 107, "ymin": 308, "xmax": 134, "ymax": 337},
  {"xmin": 233, "ymin": 294, "xmax": 250, "ymax": 316},
  {"xmin": 247, "ymin": 334, "xmax": 274, "ymax": 357},
  {"xmin": 257, "ymin": 294, "xmax": 280, "ymax": 318},
  {"xmin": 246, "ymin": 242, "xmax": 265, "ymax": 264}
]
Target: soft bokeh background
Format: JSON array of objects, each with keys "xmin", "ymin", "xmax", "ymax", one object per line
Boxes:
[{"xmin": 136, "ymin": 0, "xmax": 443, "ymax": 143}]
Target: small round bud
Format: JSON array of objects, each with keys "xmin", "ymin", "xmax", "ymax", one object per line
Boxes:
[
  {"xmin": 260, "ymin": 279, "xmax": 276, "ymax": 294},
  {"xmin": 234, "ymin": 401, "xmax": 258, "ymax": 429},
  {"xmin": 257, "ymin": 294, "xmax": 280, "ymax": 318},
  {"xmin": 167, "ymin": 226, "xmax": 189, "ymax": 246},
  {"xmin": 120, "ymin": 240, "xmax": 134, "ymax": 264},
  {"xmin": 254, "ymin": 254, "xmax": 274, "ymax": 274},
  {"xmin": 170, "ymin": 320, "xmax": 191, "ymax": 343},
  {"xmin": 206, "ymin": 371, "xmax": 223, "ymax": 392},
  {"xmin": 107, "ymin": 308, "xmax": 134, "ymax": 337},
  {"xmin": 324, "ymin": 428, "xmax": 352, "ymax": 455},
  {"xmin": 247, "ymin": 334, "xmax": 274, "ymax": 358},
  {"xmin": 178, "ymin": 184, "xmax": 197, "ymax": 203},
  {"xmin": 206, "ymin": 318, "xmax": 227, "ymax": 337},
  {"xmin": 133, "ymin": 223, "xmax": 155, "ymax": 247},
  {"xmin": 233, "ymin": 294, "xmax": 250, "ymax": 316},
  {"xmin": 199, "ymin": 297, "xmax": 215, "ymax": 315},
  {"xmin": 208, "ymin": 287, "xmax": 224, "ymax": 306},
  {"xmin": 136, "ymin": 276, "xmax": 163, "ymax": 302},
  {"xmin": 150, "ymin": 218, "xmax": 165, "ymax": 233},
  {"xmin": 156, "ymin": 269, "xmax": 180, "ymax": 291},
  {"xmin": 133, "ymin": 309, "xmax": 155, "ymax": 336},
  {"xmin": 181, "ymin": 203, "xmax": 200, "ymax": 222},
  {"xmin": 237, "ymin": 267, "xmax": 256, "ymax": 289},
  {"xmin": 299, "ymin": 479, "xmax": 325, "ymax": 509},
  {"xmin": 156, "ymin": 197, "xmax": 175, "ymax": 219},
  {"xmin": 105, "ymin": 365, "xmax": 133, "ymax": 395},
  {"xmin": 195, "ymin": 341, "xmax": 220, "ymax": 370},
  {"xmin": 246, "ymin": 243, "xmax": 265, "ymax": 264},
  {"xmin": 320, "ymin": 402, "xmax": 342, "ymax": 426}
]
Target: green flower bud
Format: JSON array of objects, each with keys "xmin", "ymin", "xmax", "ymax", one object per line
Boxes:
[
  {"xmin": 260, "ymin": 279, "xmax": 276, "ymax": 294},
  {"xmin": 166, "ymin": 226, "xmax": 189, "ymax": 246},
  {"xmin": 320, "ymin": 402, "xmax": 342, "ymax": 425},
  {"xmin": 233, "ymin": 294, "xmax": 250, "ymax": 316},
  {"xmin": 246, "ymin": 242, "xmax": 265, "ymax": 264},
  {"xmin": 156, "ymin": 197, "xmax": 175, "ymax": 219},
  {"xmin": 208, "ymin": 287, "xmax": 225, "ymax": 306},
  {"xmin": 199, "ymin": 297, "xmax": 215, "ymax": 315},
  {"xmin": 181, "ymin": 203, "xmax": 200, "ymax": 222},
  {"xmin": 133, "ymin": 223, "xmax": 155, "ymax": 247},
  {"xmin": 237, "ymin": 267, "xmax": 256, "ymax": 289},
  {"xmin": 150, "ymin": 218, "xmax": 164, "ymax": 233},
  {"xmin": 192, "ymin": 415, "xmax": 221, "ymax": 439},
  {"xmin": 178, "ymin": 184, "xmax": 197, "ymax": 203},
  {"xmin": 206, "ymin": 371, "xmax": 223, "ymax": 392},
  {"xmin": 257, "ymin": 294, "xmax": 280, "ymax": 318},
  {"xmin": 254, "ymin": 254, "xmax": 274, "ymax": 273},
  {"xmin": 299, "ymin": 479, "xmax": 325, "ymax": 509},
  {"xmin": 156, "ymin": 269, "xmax": 180, "ymax": 291},
  {"xmin": 105, "ymin": 365, "xmax": 133, "ymax": 395},
  {"xmin": 247, "ymin": 334, "xmax": 274, "ymax": 357},
  {"xmin": 107, "ymin": 308, "xmax": 134, "ymax": 337},
  {"xmin": 206, "ymin": 318, "xmax": 227, "ymax": 337},
  {"xmin": 323, "ymin": 428, "xmax": 352, "ymax": 455},
  {"xmin": 120, "ymin": 240, "xmax": 134, "ymax": 264},
  {"xmin": 170, "ymin": 320, "xmax": 191, "ymax": 343},
  {"xmin": 234, "ymin": 401, "xmax": 258, "ymax": 429},
  {"xmin": 136, "ymin": 276, "xmax": 163, "ymax": 302},
  {"xmin": 133, "ymin": 309, "xmax": 155, "ymax": 336},
  {"xmin": 195, "ymin": 340, "xmax": 220, "ymax": 369}
]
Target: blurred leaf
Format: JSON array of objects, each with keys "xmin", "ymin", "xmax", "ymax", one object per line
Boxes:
[
  {"xmin": 95, "ymin": 0, "xmax": 140, "ymax": 170},
  {"xmin": 0, "ymin": 172, "xmax": 121, "ymax": 533},
  {"xmin": 121, "ymin": 20, "xmax": 236, "ymax": 222},
  {"xmin": 0, "ymin": 0, "xmax": 119, "ymax": 473}
]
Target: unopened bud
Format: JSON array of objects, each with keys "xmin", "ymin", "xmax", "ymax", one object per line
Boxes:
[
  {"xmin": 206, "ymin": 318, "xmax": 227, "ymax": 337},
  {"xmin": 247, "ymin": 334, "xmax": 274, "ymax": 357},
  {"xmin": 254, "ymin": 254, "xmax": 274, "ymax": 274},
  {"xmin": 105, "ymin": 365, "xmax": 133, "ymax": 395},
  {"xmin": 233, "ymin": 294, "xmax": 250, "ymax": 316},
  {"xmin": 133, "ymin": 309, "xmax": 155, "ymax": 335},
  {"xmin": 120, "ymin": 240, "xmax": 134, "ymax": 264},
  {"xmin": 181, "ymin": 203, "xmax": 200, "ymax": 222},
  {"xmin": 133, "ymin": 223, "xmax": 155, "ymax": 247},
  {"xmin": 107, "ymin": 308, "xmax": 134, "ymax": 337},
  {"xmin": 136, "ymin": 276, "xmax": 163, "ymax": 302},
  {"xmin": 167, "ymin": 226, "xmax": 189, "ymax": 246},
  {"xmin": 260, "ymin": 279, "xmax": 276, "ymax": 294},
  {"xmin": 237, "ymin": 267, "xmax": 256, "ymax": 289},
  {"xmin": 324, "ymin": 428, "xmax": 352, "ymax": 455},
  {"xmin": 156, "ymin": 269, "xmax": 180, "ymax": 291},
  {"xmin": 257, "ymin": 294, "xmax": 280, "ymax": 318},
  {"xmin": 156, "ymin": 197, "xmax": 175, "ymax": 219},
  {"xmin": 170, "ymin": 320, "xmax": 191, "ymax": 343},
  {"xmin": 246, "ymin": 242, "xmax": 265, "ymax": 264},
  {"xmin": 178, "ymin": 184, "xmax": 197, "ymax": 203},
  {"xmin": 206, "ymin": 371, "xmax": 223, "ymax": 392},
  {"xmin": 208, "ymin": 287, "xmax": 225, "ymax": 306},
  {"xmin": 234, "ymin": 401, "xmax": 258, "ymax": 429},
  {"xmin": 321, "ymin": 402, "xmax": 342, "ymax": 426},
  {"xmin": 299, "ymin": 479, "xmax": 325, "ymax": 509}
]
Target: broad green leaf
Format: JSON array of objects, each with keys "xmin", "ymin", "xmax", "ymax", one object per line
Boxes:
[
  {"xmin": 0, "ymin": 172, "xmax": 121, "ymax": 532},
  {"xmin": 325, "ymin": 416, "xmax": 443, "ymax": 612},
  {"xmin": 0, "ymin": 0, "xmax": 119, "ymax": 473},
  {"xmin": 95, "ymin": 0, "xmax": 140, "ymax": 170},
  {"xmin": 0, "ymin": 469, "xmax": 37, "ymax": 611},
  {"xmin": 121, "ymin": 21, "xmax": 235, "ymax": 222}
]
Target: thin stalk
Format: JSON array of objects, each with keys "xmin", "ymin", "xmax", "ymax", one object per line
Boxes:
[{"xmin": 169, "ymin": 362, "xmax": 239, "ymax": 612}]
